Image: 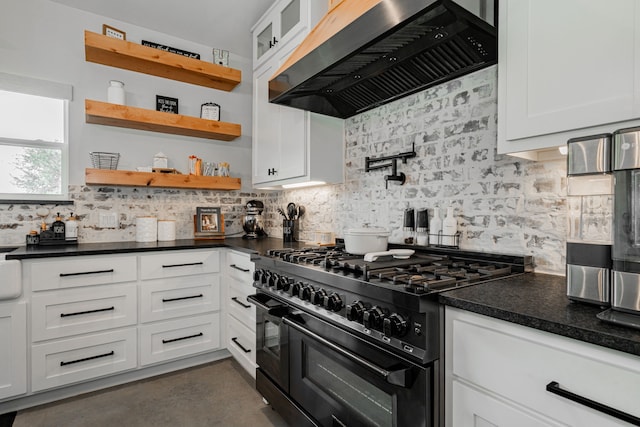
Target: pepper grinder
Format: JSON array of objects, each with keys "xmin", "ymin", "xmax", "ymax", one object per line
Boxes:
[
  {"xmin": 403, "ymin": 208, "xmax": 415, "ymax": 244},
  {"xmin": 416, "ymin": 209, "xmax": 428, "ymax": 246}
]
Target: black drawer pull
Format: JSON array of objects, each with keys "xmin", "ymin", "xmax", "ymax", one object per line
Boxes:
[
  {"xmin": 162, "ymin": 332, "xmax": 203, "ymax": 344},
  {"xmin": 60, "ymin": 350, "xmax": 115, "ymax": 366},
  {"xmin": 60, "ymin": 269, "xmax": 114, "ymax": 277},
  {"xmin": 60, "ymin": 306, "xmax": 115, "ymax": 318},
  {"xmin": 231, "ymin": 297, "xmax": 251, "ymax": 308},
  {"xmin": 162, "ymin": 262, "xmax": 204, "ymax": 268},
  {"xmin": 231, "ymin": 337, "xmax": 251, "ymax": 353},
  {"xmin": 546, "ymin": 381, "xmax": 640, "ymax": 426},
  {"xmin": 162, "ymin": 294, "xmax": 204, "ymax": 303},
  {"xmin": 229, "ymin": 264, "xmax": 250, "ymax": 273}
]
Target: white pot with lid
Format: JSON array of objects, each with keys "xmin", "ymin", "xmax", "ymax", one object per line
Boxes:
[{"xmin": 343, "ymin": 226, "xmax": 390, "ymax": 255}]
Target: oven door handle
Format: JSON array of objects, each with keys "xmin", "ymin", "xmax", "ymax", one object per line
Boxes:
[
  {"xmin": 284, "ymin": 316, "xmax": 413, "ymax": 388},
  {"xmin": 246, "ymin": 294, "xmax": 286, "ymax": 316}
]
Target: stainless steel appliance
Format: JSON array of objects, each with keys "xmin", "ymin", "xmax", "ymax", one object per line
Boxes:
[
  {"xmin": 249, "ymin": 245, "xmax": 532, "ymax": 427},
  {"xmin": 598, "ymin": 126, "xmax": 640, "ymax": 328},
  {"xmin": 241, "ymin": 200, "xmax": 267, "ymax": 239},
  {"xmin": 565, "ymin": 134, "xmax": 613, "ymax": 306}
]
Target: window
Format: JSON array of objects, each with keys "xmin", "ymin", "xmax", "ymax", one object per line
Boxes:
[{"xmin": 0, "ymin": 73, "xmax": 71, "ymax": 201}]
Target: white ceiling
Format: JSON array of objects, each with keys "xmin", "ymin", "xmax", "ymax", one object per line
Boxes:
[{"xmin": 50, "ymin": 0, "xmax": 275, "ymax": 58}]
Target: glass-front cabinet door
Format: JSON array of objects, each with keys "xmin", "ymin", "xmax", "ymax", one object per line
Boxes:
[{"xmin": 252, "ymin": 0, "xmax": 310, "ymax": 68}]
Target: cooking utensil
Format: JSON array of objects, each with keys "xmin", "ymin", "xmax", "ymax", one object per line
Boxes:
[
  {"xmin": 277, "ymin": 207, "xmax": 288, "ymax": 219},
  {"xmin": 297, "ymin": 205, "xmax": 305, "ymax": 218},
  {"xmin": 363, "ymin": 249, "xmax": 415, "ymax": 262},
  {"xmin": 287, "ymin": 202, "xmax": 297, "ymax": 220}
]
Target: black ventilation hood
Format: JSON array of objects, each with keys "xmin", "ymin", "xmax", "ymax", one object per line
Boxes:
[{"xmin": 268, "ymin": 0, "xmax": 497, "ymax": 119}]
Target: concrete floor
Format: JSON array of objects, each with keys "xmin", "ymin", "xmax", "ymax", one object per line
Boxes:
[{"xmin": 10, "ymin": 358, "xmax": 288, "ymax": 427}]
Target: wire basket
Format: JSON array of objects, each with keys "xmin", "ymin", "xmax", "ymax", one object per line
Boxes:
[{"xmin": 90, "ymin": 152, "xmax": 120, "ymax": 170}]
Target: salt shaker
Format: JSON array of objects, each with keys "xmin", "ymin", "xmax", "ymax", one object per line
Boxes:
[{"xmin": 107, "ymin": 80, "xmax": 125, "ymax": 105}]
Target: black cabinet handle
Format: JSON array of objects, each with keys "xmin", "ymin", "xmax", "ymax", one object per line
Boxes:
[
  {"xmin": 60, "ymin": 269, "xmax": 114, "ymax": 277},
  {"xmin": 60, "ymin": 350, "xmax": 115, "ymax": 366},
  {"xmin": 162, "ymin": 294, "xmax": 203, "ymax": 303},
  {"xmin": 229, "ymin": 264, "xmax": 250, "ymax": 273},
  {"xmin": 231, "ymin": 337, "xmax": 251, "ymax": 353},
  {"xmin": 162, "ymin": 332, "xmax": 203, "ymax": 344},
  {"xmin": 231, "ymin": 297, "xmax": 251, "ymax": 308},
  {"xmin": 546, "ymin": 381, "xmax": 640, "ymax": 426},
  {"xmin": 60, "ymin": 306, "xmax": 115, "ymax": 318},
  {"xmin": 162, "ymin": 262, "xmax": 204, "ymax": 268}
]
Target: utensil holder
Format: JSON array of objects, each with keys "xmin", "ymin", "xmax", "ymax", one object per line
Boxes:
[{"xmin": 283, "ymin": 219, "xmax": 298, "ymax": 242}]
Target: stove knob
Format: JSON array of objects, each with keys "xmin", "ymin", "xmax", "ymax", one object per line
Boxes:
[
  {"xmin": 299, "ymin": 285, "xmax": 313, "ymax": 301},
  {"xmin": 260, "ymin": 271, "xmax": 269, "ymax": 285},
  {"xmin": 288, "ymin": 281, "xmax": 302, "ymax": 297},
  {"xmin": 267, "ymin": 273, "xmax": 279, "ymax": 288},
  {"xmin": 276, "ymin": 276, "xmax": 290, "ymax": 291},
  {"xmin": 346, "ymin": 301, "xmax": 365, "ymax": 322},
  {"xmin": 310, "ymin": 288, "xmax": 328, "ymax": 306},
  {"xmin": 253, "ymin": 269, "xmax": 261, "ymax": 282},
  {"xmin": 383, "ymin": 313, "xmax": 408, "ymax": 338},
  {"xmin": 324, "ymin": 293, "xmax": 343, "ymax": 312},
  {"xmin": 363, "ymin": 306, "xmax": 385, "ymax": 330}
]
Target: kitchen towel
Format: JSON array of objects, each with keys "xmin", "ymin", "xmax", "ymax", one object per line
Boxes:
[
  {"xmin": 136, "ymin": 217, "xmax": 158, "ymax": 242},
  {"xmin": 157, "ymin": 220, "xmax": 176, "ymax": 241}
]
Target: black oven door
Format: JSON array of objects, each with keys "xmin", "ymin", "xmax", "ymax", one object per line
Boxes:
[
  {"xmin": 285, "ymin": 313, "xmax": 433, "ymax": 427},
  {"xmin": 248, "ymin": 293, "xmax": 289, "ymax": 392}
]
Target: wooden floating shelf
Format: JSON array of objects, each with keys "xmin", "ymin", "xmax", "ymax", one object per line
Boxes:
[
  {"xmin": 84, "ymin": 30, "xmax": 241, "ymax": 91},
  {"xmin": 85, "ymin": 99, "xmax": 241, "ymax": 141},
  {"xmin": 85, "ymin": 168, "xmax": 241, "ymax": 191}
]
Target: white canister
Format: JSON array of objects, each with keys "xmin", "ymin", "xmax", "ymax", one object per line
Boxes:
[
  {"xmin": 157, "ymin": 220, "xmax": 176, "ymax": 241},
  {"xmin": 136, "ymin": 217, "xmax": 157, "ymax": 242},
  {"xmin": 153, "ymin": 152, "xmax": 168, "ymax": 169},
  {"xmin": 107, "ymin": 80, "xmax": 125, "ymax": 105}
]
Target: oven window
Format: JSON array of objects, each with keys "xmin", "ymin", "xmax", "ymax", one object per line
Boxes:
[
  {"xmin": 264, "ymin": 319, "xmax": 280, "ymax": 357},
  {"xmin": 305, "ymin": 346, "xmax": 393, "ymax": 427}
]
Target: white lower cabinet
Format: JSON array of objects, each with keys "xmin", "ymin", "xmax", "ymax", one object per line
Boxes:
[
  {"xmin": 0, "ymin": 302, "xmax": 26, "ymax": 400},
  {"xmin": 445, "ymin": 307, "xmax": 640, "ymax": 427},
  {"xmin": 139, "ymin": 313, "xmax": 221, "ymax": 366},
  {"xmin": 224, "ymin": 250, "xmax": 256, "ymax": 378},
  {"xmin": 31, "ymin": 328, "xmax": 137, "ymax": 392}
]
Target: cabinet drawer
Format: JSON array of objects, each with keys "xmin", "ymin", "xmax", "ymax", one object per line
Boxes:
[
  {"xmin": 228, "ymin": 280, "xmax": 256, "ymax": 331},
  {"xmin": 32, "ymin": 284, "xmax": 137, "ymax": 342},
  {"xmin": 140, "ymin": 275, "xmax": 221, "ymax": 323},
  {"xmin": 31, "ymin": 328, "xmax": 137, "ymax": 392},
  {"xmin": 448, "ymin": 308, "xmax": 640, "ymax": 426},
  {"xmin": 226, "ymin": 251, "xmax": 254, "ymax": 282},
  {"xmin": 26, "ymin": 255, "xmax": 137, "ymax": 291},
  {"xmin": 227, "ymin": 317, "xmax": 256, "ymax": 378},
  {"xmin": 140, "ymin": 250, "xmax": 220, "ymax": 280},
  {"xmin": 139, "ymin": 313, "xmax": 221, "ymax": 366}
]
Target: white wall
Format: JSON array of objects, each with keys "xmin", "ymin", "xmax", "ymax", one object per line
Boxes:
[{"xmin": 1, "ymin": 0, "xmax": 253, "ymax": 190}]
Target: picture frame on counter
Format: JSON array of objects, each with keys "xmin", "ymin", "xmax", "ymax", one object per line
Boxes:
[
  {"xmin": 195, "ymin": 207, "xmax": 224, "ymax": 239},
  {"xmin": 156, "ymin": 95, "xmax": 179, "ymax": 114},
  {"xmin": 102, "ymin": 24, "xmax": 126, "ymax": 40},
  {"xmin": 201, "ymin": 103, "xmax": 220, "ymax": 121}
]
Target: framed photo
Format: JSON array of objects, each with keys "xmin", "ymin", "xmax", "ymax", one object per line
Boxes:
[
  {"xmin": 196, "ymin": 207, "xmax": 223, "ymax": 235},
  {"xmin": 201, "ymin": 103, "xmax": 220, "ymax": 121},
  {"xmin": 103, "ymin": 24, "xmax": 126, "ymax": 41},
  {"xmin": 156, "ymin": 95, "xmax": 179, "ymax": 114},
  {"xmin": 213, "ymin": 48, "xmax": 229, "ymax": 67}
]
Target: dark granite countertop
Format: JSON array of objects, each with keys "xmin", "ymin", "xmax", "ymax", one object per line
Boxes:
[
  {"xmin": 4, "ymin": 237, "xmax": 307, "ymax": 260},
  {"xmin": 440, "ymin": 273, "xmax": 640, "ymax": 357}
]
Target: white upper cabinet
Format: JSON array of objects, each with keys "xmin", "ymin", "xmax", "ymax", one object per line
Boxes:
[
  {"xmin": 498, "ymin": 0, "xmax": 640, "ymax": 158},
  {"xmin": 251, "ymin": 0, "xmax": 344, "ymax": 188}
]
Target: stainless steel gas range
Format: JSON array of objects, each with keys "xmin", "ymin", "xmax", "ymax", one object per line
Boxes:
[{"xmin": 248, "ymin": 245, "xmax": 532, "ymax": 427}]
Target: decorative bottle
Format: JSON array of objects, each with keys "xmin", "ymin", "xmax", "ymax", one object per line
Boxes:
[
  {"xmin": 442, "ymin": 205, "xmax": 458, "ymax": 246},
  {"xmin": 65, "ymin": 213, "xmax": 78, "ymax": 241},
  {"xmin": 429, "ymin": 207, "xmax": 442, "ymax": 246},
  {"xmin": 107, "ymin": 80, "xmax": 125, "ymax": 105}
]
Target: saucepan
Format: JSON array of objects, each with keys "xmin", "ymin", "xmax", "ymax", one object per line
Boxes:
[{"xmin": 343, "ymin": 227, "xmax": 390, "ymax": 255}]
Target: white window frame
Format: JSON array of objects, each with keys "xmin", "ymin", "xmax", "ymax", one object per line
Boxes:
[{"xmin": 0, "ymin": 72, "xmax": 71, "ymax": 202}]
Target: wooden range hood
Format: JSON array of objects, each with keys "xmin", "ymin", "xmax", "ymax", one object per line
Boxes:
[{"xmin": 269, "ymin": 0, "xmax": 497, "ymax": 119}]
